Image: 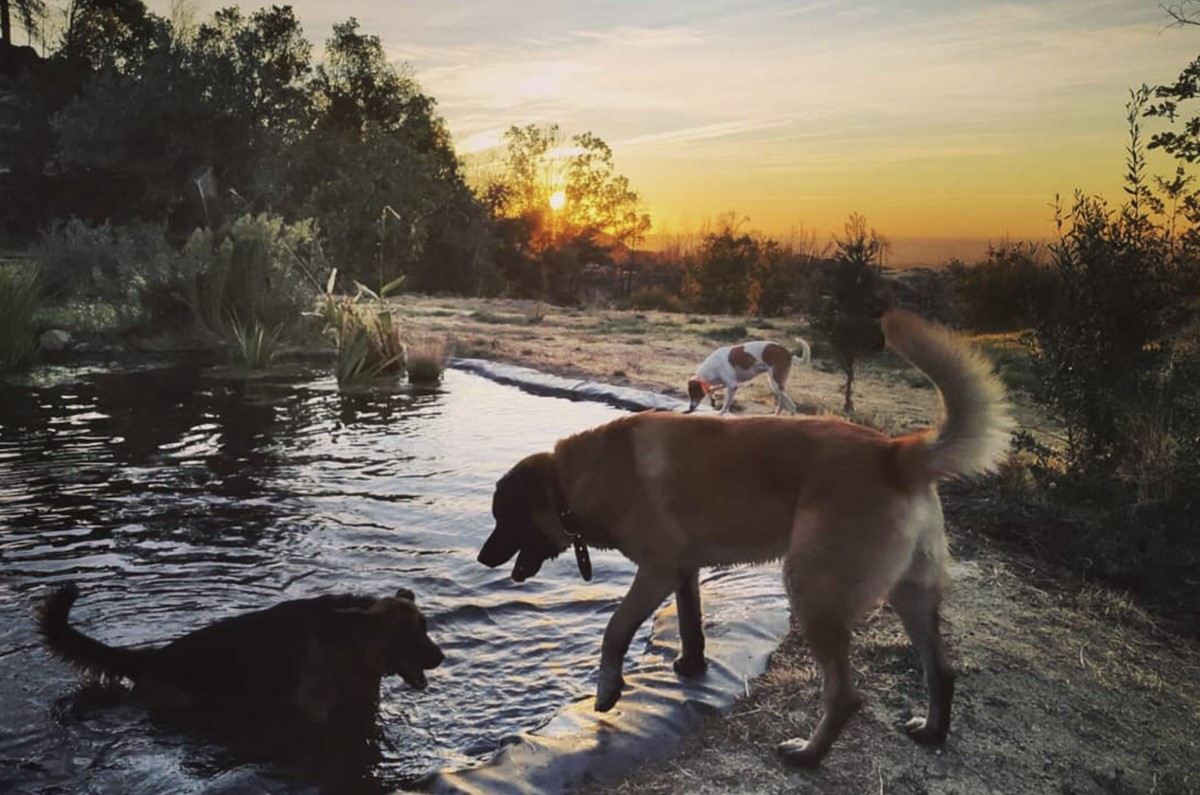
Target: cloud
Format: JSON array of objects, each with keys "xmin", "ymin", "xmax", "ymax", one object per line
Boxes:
[
  {"xmin": 568, "ymin": 26, "xmax": 706, "ymax": 48},
  {"xmin": 616, "ymin": 119, "xmax": 791, "ymax": 148}
]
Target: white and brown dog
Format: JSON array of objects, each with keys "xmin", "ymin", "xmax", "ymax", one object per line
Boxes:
[{"xmin": 686, "ymin": 339, "xmax": 812, "ymax": 415}]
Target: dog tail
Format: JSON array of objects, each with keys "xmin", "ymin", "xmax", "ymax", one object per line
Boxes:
[
  {"xmin": 883, "ymin": 309, "xmax": 1012, "ymax": 482},
  {"xmin": 36, "ymin": 582, "xmax": 146, "ymax": 682},
  {"xmin": 793, "ymin": 338, "xmax": 812, "ymax": 368}
]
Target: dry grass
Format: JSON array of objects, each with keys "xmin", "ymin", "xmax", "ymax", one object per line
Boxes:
[{"xmin": 406, "ymin": 333, "xmax": 450, "ymax": 386}]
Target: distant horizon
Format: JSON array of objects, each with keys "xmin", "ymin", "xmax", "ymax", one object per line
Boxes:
[
  {"xmin": 138, "ymin": 0, "xmax": 1198, "ymax": 256},
  {"xmin": 636, "ymin": 232, "xmax": 1036, "ymax": 268}
]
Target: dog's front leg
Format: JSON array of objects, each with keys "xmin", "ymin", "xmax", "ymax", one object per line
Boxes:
[
  {"xmin": 595, "ymin": 568, "xmax": 676, "ymax": 712},
  {"xmin": 718, "ymin": 385, "xmax": 737, "ymax": 415},
  {"xmin": 673, "ymin": 568, "xmax": 707, "ymax": 677}
]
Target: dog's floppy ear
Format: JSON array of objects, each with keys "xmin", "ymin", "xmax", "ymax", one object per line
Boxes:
[
  {"xmin": 394, "ymin": 587, "xmax": 415, "ymax": 602},
  {"xmin": 479, "ymin": 453, "xmax": 552, "ymax": 567}
]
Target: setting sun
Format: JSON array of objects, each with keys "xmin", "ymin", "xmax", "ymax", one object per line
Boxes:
[{"xmin": 548, "ymin": 190, "xmax": 566, "ymax": 211}]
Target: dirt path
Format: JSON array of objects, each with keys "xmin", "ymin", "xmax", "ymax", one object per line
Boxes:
[{"xmin": 399, "ymin": 295, "xmax": 1200, "ymax": 795}]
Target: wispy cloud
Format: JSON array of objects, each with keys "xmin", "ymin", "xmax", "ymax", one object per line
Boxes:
[
  {"xmin": 617, "ymin": 119, "xmax": 791, "ymax": 148},
  {"xmin": 568, "ymin": 26, "xmax": 706, "ymax": 48}
]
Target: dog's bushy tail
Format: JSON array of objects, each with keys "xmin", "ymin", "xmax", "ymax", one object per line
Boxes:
[
  {"xmin": 883, "ymin": 309, "xmax": 1012, "ymax": 481},
  {"xmin": 36, "ymin": 582, "xmax": 145, "ymax": 682}
]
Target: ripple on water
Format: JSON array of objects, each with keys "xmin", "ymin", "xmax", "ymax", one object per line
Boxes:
[{"xmin": 0, "ymin": 364, "xmax": 788, "ymax": 794}]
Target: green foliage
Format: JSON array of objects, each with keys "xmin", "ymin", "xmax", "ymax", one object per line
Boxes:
[
  {"xmin": 949, "ymin": 241, "xmax": 1057, "ymax": 332},
  {"xmin": 274, "ymin": 19, "xmax": 481, "ymax": 290},
  {"xmin": 810, "ymin": 212, "xmax": 886, "ymax": 413},
  {"xmin": 230, "ymin": 318, "xmax": 284, "ymax": 370},
  {"xmin": 319, "ymin": 273, "xmax": 407, "ymax": 388},
  {"xmin": 683, "ymin": 222, "xmax": 759, "ymax": 314},
  {"xmin": 5, "ymin": 7, "xmax": 486, "ymax": 301},
  {"xmin": 1032, "ymin": 89, "xmax": 1199, "ymax": 505},
  {"xmin": 32, "ymin": 218, "xmax": 177, "ymax": 332},
  {"xmin": 1033, "ymin": 190, "xmax": 1184, "ymax": 484},
  {"xmin": 628, "ymin": 286, "xmax": 682, "ymax": 313},
  {"xmin": 702, "ymin": 324, "xmax": 748, "ymax": 343},
  {"xmin": 0, "ymin": 262, "xmax": 39, "ymax": 371},
  {"xmin": 180, "ymin": 213, "xmax": 323, "ymax": 337},
  {"xmin": 681, "ymin": 220, "xmax": 818, "ymax": 318}
]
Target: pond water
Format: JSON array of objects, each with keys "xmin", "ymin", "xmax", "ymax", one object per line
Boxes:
[{"xmin": 0, "ymin": 360, "xmax": 788, "ymax": 794}]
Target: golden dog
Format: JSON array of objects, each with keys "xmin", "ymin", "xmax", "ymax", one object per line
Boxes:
[
  {"xmin": 37, "ymin": 582, "xmax": 445, "ymax": 731},
  {"xmin": 478, "ymin": 309, "xmax": 1012, "ymax": 766}
]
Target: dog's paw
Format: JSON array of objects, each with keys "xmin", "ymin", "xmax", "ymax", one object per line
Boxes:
[
  {"xmin": 594, "ymin": 669, "xmax": 624, "ymax": 712},
  {"xmin": 903, "ymin": 716, "xmax": 949, "ymax": 745},
  {"xmin": 776, "ymin": 737, "xmax": 825, "ymax": 768},
  {"xmin": 672, "ymin": 654, "xmax": 707, "ymax": 678}
]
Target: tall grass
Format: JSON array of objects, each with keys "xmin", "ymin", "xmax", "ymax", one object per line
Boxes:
[
  {"xmin": 319, "ymin": 272, "xmax": 407, "ymax": 388},
  {"xmin": 0, "ymin": 263, "xmax": 41, "ymax": 371},
  {"xmin": 230, "ymin": 318, "xmax": 284, "ymax": 370},
  {"xmin": 406, "ymin": 335, "xmax": 450, "ymax": 386}
]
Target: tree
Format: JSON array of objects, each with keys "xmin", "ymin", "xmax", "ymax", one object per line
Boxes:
[
  {"xmin": 484, "ymin": 124, "xmax": 651, "ymax": 299},
  {"xmin": 60, "ymin": 0, "xmax": 165, "ymax": 73},
  {"xmin": 682, "ymin": 217, "xmax": 759, "ymax": 315},
  {"xmin": 564, "ymin": 131, "xmax": 650, "ymax": 248},
  {"xmin": 286, "ymin": 18, "xmax": 477, "ymax": 288},
  {"xmin": 817, "ymin": 212, "xmax": 886, "ymax": 413},
  {"xmin": 1, "ymin": 0, "xmax": 43, "ymax": 50},
  {"xmin": 51, "ymin": 5, "xmax": 311, "ymax": 232}
]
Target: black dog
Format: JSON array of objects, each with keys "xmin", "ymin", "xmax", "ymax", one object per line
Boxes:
[{"xmin": 37, "ymin": 582, "xmax": 445, "ymax": 731}]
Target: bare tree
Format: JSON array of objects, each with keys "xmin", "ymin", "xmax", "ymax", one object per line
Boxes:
[{"xmin": 1163, "ymin": 1, "xmax": 1200, "ymax": 27}]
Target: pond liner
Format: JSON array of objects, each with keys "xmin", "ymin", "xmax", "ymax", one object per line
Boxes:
[
  {"xmin": 424, "ymin": 361, "xmax": 791, "ymax": 795},
  {"xmin": 420, "ymin": 568, "xmax": 790, "ymax": 795},
  {"xmin": 447, "ymin": 358, "xmax": 688, "ymax": 413}
]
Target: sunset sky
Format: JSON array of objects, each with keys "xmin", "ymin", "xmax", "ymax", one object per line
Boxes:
[{"xmin": 150, "ymin": 1, "xmax": 1199, "ymax": 264}]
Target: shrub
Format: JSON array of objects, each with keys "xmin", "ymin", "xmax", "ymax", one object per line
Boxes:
[
  {"xmin": 682, "ymin": 226, "xmax": 757, "ymax": 314},
  {"xmin": 702, "ymin": 324, "xmax": 748, "ymax": 343},
  {"xmin": 181, "ymin": 213, "xmax": 325, "ymax": 338},
  {"xmin": 32, "ymin": 219, "xmax": 177, "ymax": 332},
  {"xmin": 406, "ymin": 335, "xmax": 449, "ymax": 386},
  {"xmin": 319, "ymin": 274, "xmax": 407, "ymax": 388},
  {"xmin": 230, "ymin": 318, "xmax": 285, "ymax": 370},
  {"xmin": 1033, "ymin": 191, "xmax": 1179, "ymax": 483},
  {"xmin": 949, "ymin": 241, "xmax": 1057, "ymax": 332},
  {"xmin": 629, "ymin": 286, "xmax": 682, "ymax": 313},
  {"xmin": 0, "ymin": 263, "xmax": 40, "ymax": 371}
]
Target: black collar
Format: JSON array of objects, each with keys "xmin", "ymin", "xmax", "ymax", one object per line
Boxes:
[{"xmin": 558, "ymin": 509, "xmax": 592, "ymax": 581}]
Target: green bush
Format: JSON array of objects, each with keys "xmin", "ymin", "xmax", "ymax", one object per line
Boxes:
[
  {"xmin": 949, "ymin": 241, "xmax": 1057, "ymax": 332},
  {"xmin": 0, "ymin": 263, "xmax": 40, "ymax": 371},
  {"xmin": 702, "ymin": 324, "xmax": 748, "ymax": 343},
  {"xmin": 629, "ymin": 286, "xmax": 682, "ymax": 313},
  {"xmin": 230, "ymin": 318, "xmax": 285, "ymax": 370},
  {"xmin": 320, "ymin": 275, "xmax": 407, "ymax": 388},
  {"xmin": 182, "ymin": 213, "xmax": 325, "ymax": 338},
  {"xmin": 32, "ymin": 219, "xmax": 177, "ymax": 332}
]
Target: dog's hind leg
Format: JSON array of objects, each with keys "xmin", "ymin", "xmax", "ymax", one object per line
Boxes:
[
  {"xmin": 595, "ymin": 568, "xmax": 676, "ymax": 712},
  {"xmin": 777, "ymin": 616, "xmax": 861, "ymax": 768},
  {"xmin": 767, "ymin": 374, "xmax": 794, "ymax": 415},
  {"xmin": 888, "ymin": 573, "xmax": 954, "ymax": 745},
  {"xmin": 673, "ymin": 568, "xmax": 707, "ymax": 677}
]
